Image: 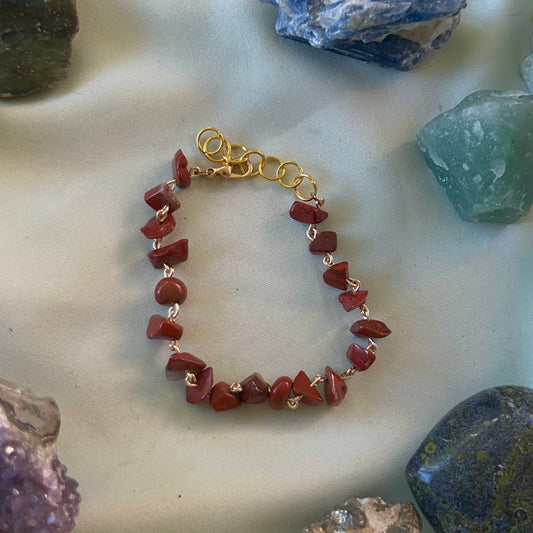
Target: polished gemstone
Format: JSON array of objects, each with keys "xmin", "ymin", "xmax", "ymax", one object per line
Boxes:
[
  {"xmin": 293, "ymin": 370, "xmax": 323, "ymax": 406},
  {"xmin": 144, "ymin": 183, "xmax": 181, "ymax": 213},
  {"xmin": 186, "ymin": 367, "xmax": 213, "ymax": 404},
  {"xmin": 269, "ymin": 376, "xmax": 292, "ymax": 410},
  {"xmin": 148, "ymin": 239, "xmax": 188, "ymax": 268},
  {"xmin": 338, "ymin": 290, "xmax": 368, "ymax": 311},
  {"xmin": 324, "ymin": 366, "xmax": 347, "ymax": 406},
  {"xmin": 346, "ymin": 343, "xmax": 376, "ymax": 371},
  {"xmin": 289, "ymin": 201, "xmax": 328, "ymax": 224},
  {"xmin": 173, "ymin": 149, "xmax": 191, "ymax": 189},
  {"xmin": 146, "ymin": 314, "xmax": 183, "ymax": 340},
  {"xmin": 323, "ymin": 261, "xmax": 349, "ymax": 290},
  {"xmin": 261, "ymin": 0, "xmax": 467, "ymax": 71},
  {"xmin": 0, "ymin": 0, "xmax": 79, "ymax": 98},
  {"xmin": 140, "ymin": 213, "xmax": 176, "ymax": 239},
  {"xmin": 309, "ymin": 231, "xmax": 337, "ymax": 254},
  {"xmin": 209, "ymin": 382, "xmax": 241, "ymax": 412},
  {"xmin": 165, "ymin": 352, "xmax": 206, "ymax": 380},
  {"xmin": 350, "ymin": 319, "xmax": 391, "ymax": 338},
  {"xmin": 417, "ymin": 90, "xmax": 533, "ymax": 223},
  {"xmin": 406, "ymin": 386, "xmax": 533, "ymax": 533},
  {"xmin": 240, "ymin": 373, "xmax": 269, "ymax": 404},
  {"xmin": 154, "ymin": 277, "xmax": 187, "ymax": 305}
]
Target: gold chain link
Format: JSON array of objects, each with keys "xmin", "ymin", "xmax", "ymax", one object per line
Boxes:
[{"xmin": 196, "ymin": 127, "xmax": 321, "ymax": 202}]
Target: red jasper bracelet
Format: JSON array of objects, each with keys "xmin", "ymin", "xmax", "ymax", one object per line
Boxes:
[{"xmin": 142, "ymin": 128, "xmax": 391, "ymax": 412}]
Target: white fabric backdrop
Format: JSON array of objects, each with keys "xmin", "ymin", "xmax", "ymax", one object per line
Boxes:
[{"xmin": 1, "ymin": 1, "xmax": 532, "ymax": 531}]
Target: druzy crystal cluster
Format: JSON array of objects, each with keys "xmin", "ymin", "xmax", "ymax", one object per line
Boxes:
[
  {"xmin": 0, "ymin": 378, "xmax": 80, "ymax": 532},
  {"xmin": 260, "ymin": 0, "xmax": 467, "ymax": 70}
]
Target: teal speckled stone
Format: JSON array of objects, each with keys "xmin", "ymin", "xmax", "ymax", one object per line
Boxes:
[
  {"xmin": 521, "ymin": 53, "xmax": 533, "ymax": 93},
  {"xmin": 417, "ymin": 90, "xmax": 533, "ymax": 223},
  {"xmin": 406, "ymin": 386, "xmax": 533, "ymax": 533}
]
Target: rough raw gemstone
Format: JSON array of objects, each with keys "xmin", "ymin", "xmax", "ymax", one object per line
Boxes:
[
  {"xmin": 521, "ymin": 53, "xmax": 533, "ymax": 93},
  {"xmin": 209, "ymin": 382, "xmax": 241, "ymax": 412},
  {"xmin": 165, "ymin": 352, "xmax": 206, "ymax": 380},
  {"xmin": 146, "ymin": 314, "xmax": 183, "ymax": 340},
  {"xmin": 186, "ymin": 367, "xmax": 213, "ymax": 404},
  {"xmin": 289, "ymin": 201, "xmax": 328, "ymax": 224},
  {"xmin": 309, "ymin": 231, "xmax": 337, "ymax": 254},
  {"xmin": 293, "ymin": 370, "xmax": 323, "ymax": 406},
  {"xmin": 346, "ymin": 343, "xmax": 376, "ymax": 371},
  {"xmin": 0, "ymin": 378, "xmax": 80, "ymax": 531},
  {"xmin": 303, "ymin": 496, "xmax": 422, "ymax": 533},
  {"xmin": 417, "ymin": 90, "xmax": 533, "ymax": 223},
  {"xmin": 144, "ymin": 183, "xmax": 181, "ymax": 213},
  {"xmin": 240, "ymin": 373, "xmax": 269, "ymax": 404},
  {"xmin": 338, "ymin": 290, "xmax": 368, "ymax": 311},
  {"xmin": 269, "ymin": 376, "xmax": 292, "ymax": 410},
  {"xmin": 324, "ymin": 366, "xmax": 347, "ymax": 406},
  {"xmin": 140, "ymin": 213, "xmax": 176, "ymax": 239},
  {"xmin": 350, "ymin": 319, "xmax": 391, "ymax": 338},
  {"xmin": 173, "ymin": 149, "xmax": 191, "ymax": 189},
  {"xmin": 0, "ymin": 0, "xmax": 78, "ymax": 97},
  {"xmin": 323, "ymin": 261, "xmax": 349, "ymax": 290},
  {"xmin": 154, "ymin": 277, "xmax": 187, "ymax": 305},
  {"xmin": 148, "ymin": 239, "xmax": 188, "ymax": 268},
  {"xmin": 261, "ymin": 0, "xmax": 467, "ymax": 71},
  {"xmin": 406, "ymin": 385, "xmax": 533, "ymax": 533}
]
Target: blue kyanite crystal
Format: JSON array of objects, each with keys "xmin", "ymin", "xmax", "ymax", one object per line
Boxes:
[
  {"xmin": 417, "ymin": 90, "xmax": 533, "ymax": 223},
  {"xmin": 406, "ymin": 386, "xmax": 533, "ymax": 533},
  {"xmin": 260, "ymin": 0, "xmax": 467, "ymax": 70},
  {"xmin": 521, "ymin": 53, "xmax": 533, "ymax": 93}
]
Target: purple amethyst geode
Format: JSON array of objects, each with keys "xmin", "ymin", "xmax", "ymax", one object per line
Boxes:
[{"xmin": 0, "ymin": 378, "xmax": 80, "ymax": 532}]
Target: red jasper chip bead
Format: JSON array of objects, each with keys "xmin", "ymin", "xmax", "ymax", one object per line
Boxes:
[
  {"xmin": 173, "ymin": 149, "xmax": 191, "ymax": 189},
  {"xmin": 240, "ymin": 373, "xmax": 269, "ymax": 404},
  {"xmin": 154, "ymin": 277, "xmax": 187, "ymax": 305},
  {"xmin": 309, "ymin": 231, "xmax": 337, "ymax": 254},
  {"xmin": 140, "ymin": 213, "xmax": 176, "ymax": 239},
  {"xmin": 186, "ymin": 367, "xmax": 213, "ymax": 404},
  {"xmin": 346, "ymin": 343, "xmax": 376, "ymax": 371},
  {"xmin": 209, "ymin": 382, "xmax": 241, "ymax": 412},
  {"xmin": 148, "ymin": 239, "xmax": 188, "ymax": 268},
  {"xmin": 144, "ymin": 183, "xmax": 181, "ymax": 213},
  {"xmin": 165, "ymin": 352, "xmax": 206, "ymax": 380},
  {"xmin": 289, "ymin": 201, "xmax": 328, "ymax": 224},
  {"xmin": 323, "ymin": 261, "xmax": 349, "ymax": 290},
  {"xmin": 350, "ymin": 319, "xmax": 391, "ymax": 338},
  {"xmin": 338, "ymin": 290, "xmax": 368, "ymax": 311},
  {"xmin": 293, "ymin": 370, "xmax": 323, "ymax": 406},
  {"xmin": 146, "ymin": 314, "xmax": 183, "ymax": 340},
  {"xmin": 269, "ymin": 376, "xmax": 292, "ymax": 410},
  {"xmin": 324, "ymin": 366, "xmax": 347, "ymax": 406}
]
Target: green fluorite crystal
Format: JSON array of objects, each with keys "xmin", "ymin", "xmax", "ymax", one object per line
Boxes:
[
  {"xmin": 0, "ymin": 0, "xmax": 78, "ymax": 98},
  {"xmin": 417, "ymin": 90, "xmax": 533, "ymax": 223}
]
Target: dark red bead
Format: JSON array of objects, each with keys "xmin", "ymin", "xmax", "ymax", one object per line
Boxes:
[
  {"xmin": 269, "ymin": 376, "xmax": 292, "ymax": 410},
  {"xmin": 240, "ymin": 373, "xmax": 269, "ymax": 404},
  {"xmin": 346, "ymin": 343, "xmax": 376, "ymax": 371},
  {"xmin": 324, "ymin": 366, "xmax": 347, "ymax": 406},
  {"xmin": 186, "ymin": 367, "xmax": 213, "ymax": 404},
  {"xmin": 140, "ymin": 213, "xmax": 176, "ymax": 239},
  {"xmin": 293, "ymin": 370, "xmax": 323, "ymax": 406},
  {"xmin": 209, "ymin": 382, "xmax": 241, "ymax": 412},
  {"xmin": 148, "ymin": 239, "xmax": 188, "ymax": 268},
  {"xmin": 323, "ymin": 261, "xmax": 349, "ymax": 290},
  {"xmin": 154, "ymin": 277, "xmax": 187, "ymax": 305},
  {"xmin": 338, "ymin": 290, "xmax": 368, "ymax": 311},
  {"xmin": 146, "ymin": 315, "xmax": 183, "ymax": 340},
  {"xmin": 309, "ymin": 231, "xmax": 337, "ymax": 254},
  {"xmin": 289, "ymin": 201, "xmax": 328, "ymax": 224},
  {"xmin": 165, "ymin": 352, "xmax": 206, "ymax": 380},
  {"xmin": 144, "ymin": 183, "xmax": 181, "ymax": 213},
  {"xmin": 350, "ymin": 319, "xmax": 391, "ymax": 338},
  {"xmin": 173, "ymin": 149, "xmax": 191, "ymax": 189}
]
